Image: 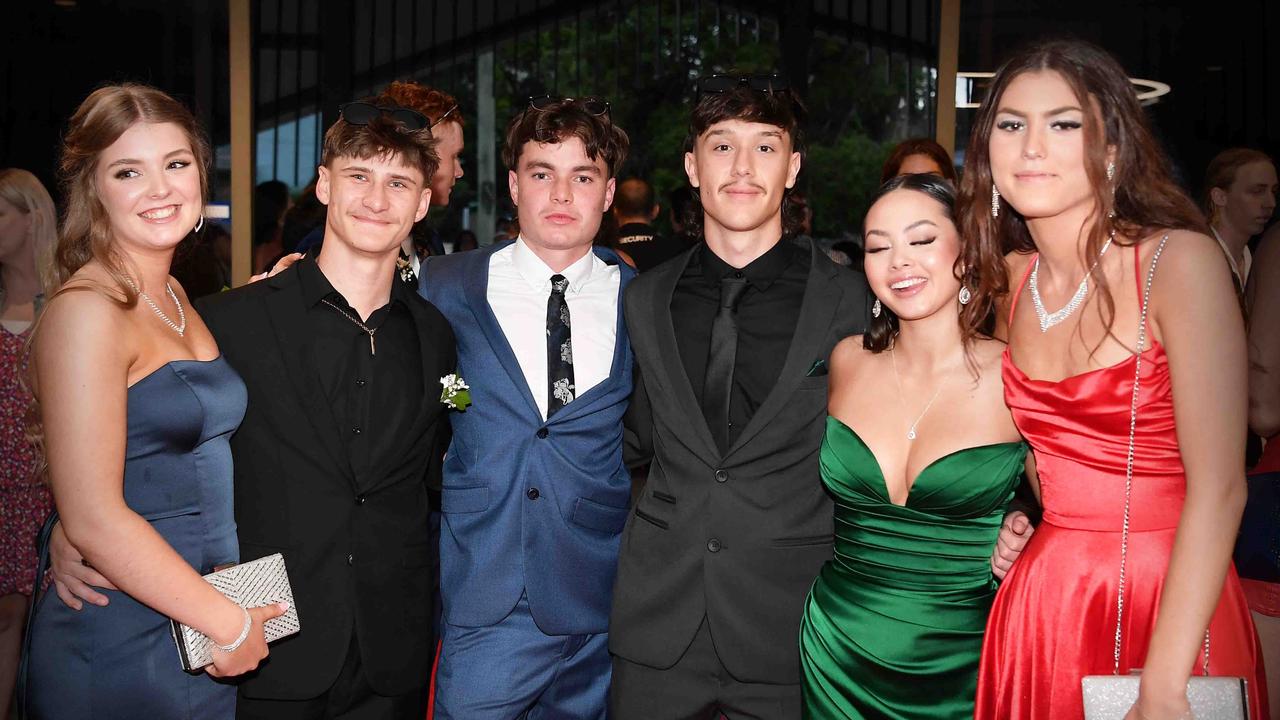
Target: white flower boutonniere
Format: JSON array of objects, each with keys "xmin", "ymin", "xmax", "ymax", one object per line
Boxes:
[{"xmin": 440, "ymin": 374, "xmax": 472, "ymax": 411}]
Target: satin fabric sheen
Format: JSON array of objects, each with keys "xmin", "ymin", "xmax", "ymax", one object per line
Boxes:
[
  {"xmin": 800, "ymin": 417, "xmax": 1025, "ymax": 719},
  {"xmin": 974, "ymin": 344, "xmax": 1269, "ymax": 719}
]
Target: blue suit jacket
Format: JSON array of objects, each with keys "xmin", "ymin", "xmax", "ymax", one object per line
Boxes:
[{"xmin": 419, "ymin": 242, "xmax": 635, "ymax": 635}]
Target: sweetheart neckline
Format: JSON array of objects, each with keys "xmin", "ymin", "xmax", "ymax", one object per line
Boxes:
[
  {"xmin": 825, "ymin": 416, "xmax": 1024, "ymax": 508},
  {"xmin": 128, "ymin": 355, "xmax": 225, "ymax": 391}
]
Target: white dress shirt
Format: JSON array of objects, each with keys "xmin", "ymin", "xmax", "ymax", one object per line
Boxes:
[{"xmin": 487, "ymin": 238, "xmax": 620, "ymax": 420}]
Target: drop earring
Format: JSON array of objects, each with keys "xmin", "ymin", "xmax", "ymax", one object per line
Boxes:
[
  {"xmin": 991, "ymin": 184, "xmax": 1000, "ymax": 218},
  {"xmin": 958, "ymin": 286, "xmax": 972, "ymax": 306},
  {"xmin": 872, "ymin": 298, "xmax": 882, "ymax": 318},
  {"xmin": 1106, "ymin": 162, "xmax": 1115, "ymax": 182}
]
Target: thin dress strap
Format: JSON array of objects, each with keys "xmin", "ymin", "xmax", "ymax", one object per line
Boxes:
[
  {"xmin": 1007, "ymin": 254, "xmax": 1037, "ymax": 327},
  {"xmin": 1135, "ymin": 235, "xmax": 1171, "ymax": 348}
]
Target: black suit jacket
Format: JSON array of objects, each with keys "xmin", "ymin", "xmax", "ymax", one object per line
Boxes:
[
  {"xmin": 196, "ymin": 263, "xmax": 455, "ymax": 700},
  {"xmin": 609, "ymin": 238, "xmax": 868, "ymax": 684}
]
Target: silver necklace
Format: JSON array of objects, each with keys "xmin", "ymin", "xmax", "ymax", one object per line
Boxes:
[
  {"xmin": 1029, "ymin": 233, "xmax": 1114, "ymax": 332},
  {"xmin": 889, "ymin": 346, "xmax": 947, "ymax": 441},
  {"xmin": 320, "ymin": 299, "xmax": 378, "ymax": 355},
  {"xmin": 124, "ymin": 277, "xmax": 186, "ymax": 337}
]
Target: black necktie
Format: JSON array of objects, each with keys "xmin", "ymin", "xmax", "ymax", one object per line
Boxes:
[
  {"xmin": 547, "ymin": 274, "xmax": 575, "ymax": 418},
  {"xmin": 703, "ymin": 276, "xmax": 748, "ymax": 451}
]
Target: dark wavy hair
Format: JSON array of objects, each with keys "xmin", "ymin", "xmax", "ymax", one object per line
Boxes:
[
  {"xmin": 957, "ymin": 38, "xmax": 1208, "ymax": 347},
  {"xmin": 681, "ymin": 82, "xmax": 808, "ymax": 239},
  {"xmin": 862, "ymin": 174, "xmax": 999, "ymax": 363},
  {"xmin": 501, "ymin": 98, "xmax": 630, "ymax": 177}
]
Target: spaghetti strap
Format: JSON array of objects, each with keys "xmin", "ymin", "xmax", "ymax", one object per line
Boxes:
[{"xmin": 1008, "ymin": 255, "xmax": 1037, "ymax": 327}]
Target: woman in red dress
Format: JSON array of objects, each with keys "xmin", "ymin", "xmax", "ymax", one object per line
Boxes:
[{"xmin": 964, "ymin": 39, "xmax": 1268, "ymax": 719}]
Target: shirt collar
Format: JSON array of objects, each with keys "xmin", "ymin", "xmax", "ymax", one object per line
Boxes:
[
  {"xmin": 298, "ymin": 253, "xmax": 409, "ymax": 310},
  {"xmin": 698, "ymin": 236, "xmax": 801, "ymax": 292},
  {"xmin": 512, "ymin": 236, "xmax": 596, "ymax": 295}
]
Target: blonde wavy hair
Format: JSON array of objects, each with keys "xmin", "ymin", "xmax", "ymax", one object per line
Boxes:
[{"xmin": 0, "ymin": 168, "xmax": 58, "ymax": 296}]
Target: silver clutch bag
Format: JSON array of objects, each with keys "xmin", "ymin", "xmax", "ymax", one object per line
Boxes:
[
  {"xmin": 170, "ymin": 552, "xmax": 301, "ymax": 671},
  {"xmin": 1082, "ymin": 674, "xmax": 1248, "ymax": 719},
  {"xmin": 1082, "ymin": 237, "xmax": 1246, "ymax": 720}
]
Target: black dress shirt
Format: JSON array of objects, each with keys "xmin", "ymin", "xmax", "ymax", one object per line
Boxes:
[
  {"xmin": 296, "ymin": 258, "xmax": 424, "ymax": 483},
  {"xmin": 671, "ymin": 237, "xmax": 808, "ymax": 449}
]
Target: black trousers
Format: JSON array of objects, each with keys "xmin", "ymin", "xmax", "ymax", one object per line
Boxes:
[
  {"xmin": 236, "ymin": 631, "xmax": 427, "ymax": 720},
  {"xmin": 609, "ymin": 618, "xmax": 802, "ymax": 720}
]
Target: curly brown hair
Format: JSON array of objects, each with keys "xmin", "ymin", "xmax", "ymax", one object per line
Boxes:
[
  {"xmin": 322, "ymin": 109, "xmax": 439, "ymax": 184},
  {"xmin": 500, "ymin": 98, "xmax": 629, "ymax": 177}
]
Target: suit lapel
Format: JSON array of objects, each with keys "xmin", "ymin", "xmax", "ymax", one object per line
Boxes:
[
  {"xmin": 643, "ymin": 247, "xmax": 722, "ymax": 462},
  {"xmin": 723, "ymin": 241, "xmax": 841, "ymax": 460},
  {"xmin": 262, "ymin": 268, "xmax": 356, "ymax": 486},
  {"xmin": 462, "ymin": 243, "xmax": 542, "ymax": 421}
]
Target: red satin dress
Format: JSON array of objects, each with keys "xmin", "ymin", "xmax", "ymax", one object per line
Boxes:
[{"xmin": 975, "ymin": 247, "xmax": 1269, "ymax": 719}]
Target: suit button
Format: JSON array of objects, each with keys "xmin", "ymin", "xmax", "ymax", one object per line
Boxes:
[
  {"xmin": 714, "ymin": 469, "xmax": 728, "ymax": 483},
  {"xmin": 527, "ymin": 487, "xmax": 540, "ymax": 500},
  {"xmin": 346, "ymin": 554, "xmax": 354, "ymax": 566},
  {"xmin": 351, "ymin": 426, "xmax": 362, "ymax": 435},
  {"xmin": 355, "ymin": 378, "xmax": 366, "ymax": 387},
  {"xmin": 355, "ymin": 495, "xmax": 366, "ymax": 505},
  {"xmin": 536, "ymin": 428, "xmax": 549, "ymax": 439},
  {"xmin": 707, "ymin": 538, "xmax": 722, "ymax": 553}
]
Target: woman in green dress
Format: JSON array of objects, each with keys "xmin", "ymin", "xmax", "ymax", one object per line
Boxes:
[{"xmin": 799, "ymin": 174, "xmax": 1025, "ymax": 719}]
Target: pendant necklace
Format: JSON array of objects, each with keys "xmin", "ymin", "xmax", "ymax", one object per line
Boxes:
[
  {"xmin": 1029, "ymin": 232, "xmax": 1114, "ymax": 332},
  {"xmin": 890, "ymin": 345, "xmax": 947, "ymax": 441},
  {"xmin": 124, "ymin": 276, "xmax": 186, "ymax": 337},
  {"xmin": 321, "ymin": 299, "xmax": 378, "ymax": 355}
]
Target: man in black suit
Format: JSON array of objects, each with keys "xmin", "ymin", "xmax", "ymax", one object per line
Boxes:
[
  {"xmin": 46, "ymin": 106, "xmax": 455, "ymax": 719},
  {"xmin": 607, "ymin": 76, "xmax": 868, "ymax": 718}
]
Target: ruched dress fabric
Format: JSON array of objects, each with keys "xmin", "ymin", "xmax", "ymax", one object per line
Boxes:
[
  {"xmin": 975, "ymin": 253, "xmax": 1269, "ymax": 720},
  {"xmin": 799, "ymin": 416, "xmax": 1026, "ymax": 719},
  {"xmin": 25, "ymin": 358, "xmax": 246, "ymax": 720}
]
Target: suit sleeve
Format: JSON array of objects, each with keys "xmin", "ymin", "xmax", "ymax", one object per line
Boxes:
[{"xmin": 623, "ymin": 359, "xmax": 654, "ymax": 468}]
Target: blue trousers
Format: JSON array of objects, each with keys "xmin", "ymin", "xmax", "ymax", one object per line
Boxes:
[{"xmin": 433, "ymin": 594, "xmax": 609, "ymax": 719}]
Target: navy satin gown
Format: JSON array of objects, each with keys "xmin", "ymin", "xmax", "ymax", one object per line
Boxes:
[{"xmin": 26, "ymin": 357, "xmax": 247, "ymax": 720}]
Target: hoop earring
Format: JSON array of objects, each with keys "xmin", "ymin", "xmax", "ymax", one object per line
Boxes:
[
  {"xmin": 194, "ymin": 215, "xmax": 205, "ymax": 234},
  {"xmin": 991, "ymin": 184, "xmax": 1000, "ymax": 218},
  {"xmin": 958, "ymin": 286, "xmax": 972, "ymax": 306},
  {"xmin": 872, "ymin": 298, "xmax": 882, "ymax": 318}
]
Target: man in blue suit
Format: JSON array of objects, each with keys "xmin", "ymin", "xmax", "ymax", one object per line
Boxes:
[{"xmin": 419, "ymin": 97, "xmax": 633, "ymax": 720}]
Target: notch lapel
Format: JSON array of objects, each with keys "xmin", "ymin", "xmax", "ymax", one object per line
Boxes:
[
  {"xmin": 722, "ymin": 241, "xmax": 841, "ymax": 460},
  {"xmin": 461, "ymin": 244, "xmax": 542, "ymax": 422},
  {"xmin": 262, "ymin": 269, "xmax": 356, "ymax": 486}
]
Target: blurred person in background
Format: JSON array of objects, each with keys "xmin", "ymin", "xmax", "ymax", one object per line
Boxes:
[
  {"xmin": 880, "ymin": 137, "xmax": 958, "ymax": 185},
  {"xmin": 667, "ymin": 185, "xmax": 697, "ymax": 243},
  {"xmin": 1204, "ymin": 148, "xmax": 1277, "ymax": 293},
  {"xmin": 0, "ymin": 167, "xmax": 56, "ymax": 720},
  {"xmin": 452, "ymin": 229, "xmax": 478, "ymax": 253},
  {"xmin": 252, "ymin": 179, "xmax": 291, "ymax": 274},
  {"xmin": 612, "ymin": 177, "xmax": 688, "ymax": 271},
  {"xmin": 1240, "ymin": 221, "xmax": 1280, "ymax": 719}
]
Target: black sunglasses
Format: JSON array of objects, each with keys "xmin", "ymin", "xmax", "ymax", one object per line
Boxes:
[
  {"xmin": 696, "ymin": 73, "xmax": 792, "ymax": 98},
  {"xmin": 431, "ymin": 103, "xmax": 460, "ymax": 128},
  {"xmin": 524, "ymin": 95, "xmax": 612, "ymax": 120},
  {"xmin": 339, "ymin": 102, "xmax": 429, "ymax": 131}
]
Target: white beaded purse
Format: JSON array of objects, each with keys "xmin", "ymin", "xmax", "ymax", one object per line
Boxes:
[{"xmin": 170, "ymin": 552, "xmax": 301, "ymax": 671}]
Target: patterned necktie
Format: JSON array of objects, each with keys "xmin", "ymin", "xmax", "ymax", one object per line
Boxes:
[
  {"xmin": 702, "ymin": 276, "xmax": 748, "ymax": 452},
  {"xmin": 546, "ymin": 274, "xmax": 575, "ymax": 417}
]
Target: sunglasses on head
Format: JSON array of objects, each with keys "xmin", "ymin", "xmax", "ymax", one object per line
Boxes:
[
  {"xmin": 431, "ymin": 103, "xmax": 460, "ymax": 128},
  {"xmin": 524, "ymin": 95, "xmax": 612, "ymax": 121},
  {"xmin": 339, "ymin": 102, "xmax": 429, "ymax": 131},
  {"xmin": 696, "ymin": 73, "xmax": 792, "ymax": 98}
]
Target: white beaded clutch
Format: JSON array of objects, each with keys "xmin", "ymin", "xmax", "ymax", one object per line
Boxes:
[
  {"xmin": 169, "ymin": 552, "xmax": 301, "ymax": 671},
  {"xmin": 1081, "ymin": 674, "xmax": 1248, "ymax": 719}
]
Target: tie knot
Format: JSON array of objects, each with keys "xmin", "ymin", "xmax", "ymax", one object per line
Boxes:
[
  {"xmin": 718, "ymin": 276, "xmax": 748, "ymax": 309},
  {"xmin": 551, "ymin": 274, "xmax": 570, "ymax": 294}
]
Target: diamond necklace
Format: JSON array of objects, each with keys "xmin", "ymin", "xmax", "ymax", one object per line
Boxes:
[
  {"xmin": 890, "ymin": 345, "xmax": 948, "ymax": 441},
  {"xmin": 1029, "ymin": 232, "xmax": 1114, "ymax": 332},
  {"xmin": 123, "ymin": 277, "xmax": 186, "ymax": 336}
]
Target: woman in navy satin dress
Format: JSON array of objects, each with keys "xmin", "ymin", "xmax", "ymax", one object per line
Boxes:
[{"xmin": 22, "ymin": 84, "xmax": 285, "ymax": 720}]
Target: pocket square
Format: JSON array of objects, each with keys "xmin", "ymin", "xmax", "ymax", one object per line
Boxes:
[{"xmin": 806, "ymin": 359, "xmax": 828, "ymax": 377}]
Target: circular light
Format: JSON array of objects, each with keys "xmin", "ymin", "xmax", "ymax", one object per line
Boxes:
[{"xmin": 955, "ymin": 73, "xmax": 1171, "ymax": 108}]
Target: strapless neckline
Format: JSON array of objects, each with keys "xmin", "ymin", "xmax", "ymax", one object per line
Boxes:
[
  {"xmin": 128, "ymin": 355, "xmax": 225, "ymax": 391},
  {"xmin": 826, "ymin": 416, "xmax": 1024, "ymax": 507}
]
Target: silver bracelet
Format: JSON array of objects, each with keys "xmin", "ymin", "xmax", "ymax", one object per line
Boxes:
[{"xmin": 214, "ymin": 605, "xmax": 252, "ymax": 653}]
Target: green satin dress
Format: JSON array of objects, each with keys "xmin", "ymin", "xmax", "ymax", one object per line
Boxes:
[{"xmin": 799, "ymin": 416, "xmax": 1026, "ymax": 719}]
